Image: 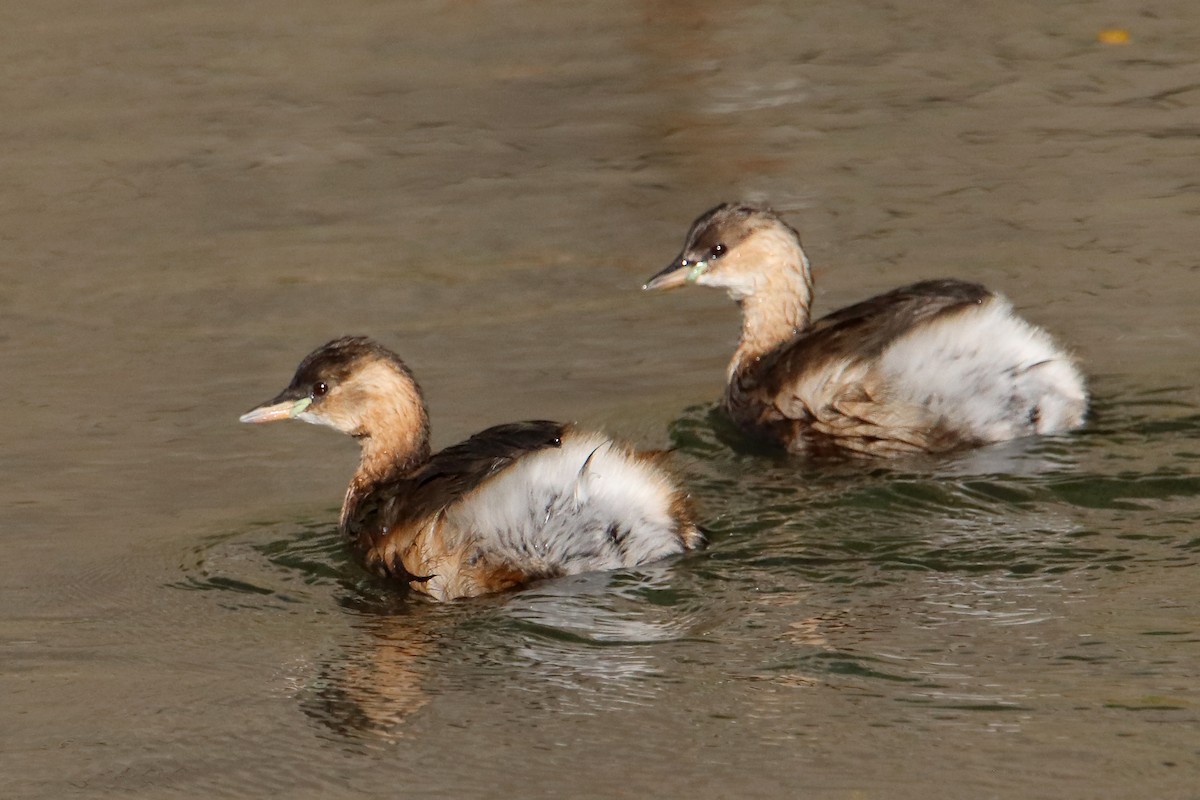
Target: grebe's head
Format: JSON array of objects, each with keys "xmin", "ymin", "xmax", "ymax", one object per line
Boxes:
[
  {"xmin": 643, "ymin": 202, "xmax": 807, "ymax": 301},
  {"xmin": 239, "ymin": 336, "xmax": 426, "ymax": 439}
]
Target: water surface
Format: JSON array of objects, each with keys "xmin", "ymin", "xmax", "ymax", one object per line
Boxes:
[{"xmin": 2, "ymin": 1, "xmax": 1199, "ymax": 798}]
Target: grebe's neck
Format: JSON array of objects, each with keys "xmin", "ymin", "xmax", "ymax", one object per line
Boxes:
[
  {"xmin": 344, "ymin": 361, "xmax": 432, "ymax": 484},
  {"xmin": 339, "ymin": 367, "xmax": 431, "ymax": 537},
  {"xmin": 356, "ymin": 424, "xmax": 430, "ymax": 483},
  {"xmin": 727, "ymin": 228, "xmax": 814, "ymax": 381}
]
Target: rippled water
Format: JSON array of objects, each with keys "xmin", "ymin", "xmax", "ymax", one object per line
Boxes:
[{"xmin": 3, "ymin": 1, "xmax": 1199, "ymax": 798}]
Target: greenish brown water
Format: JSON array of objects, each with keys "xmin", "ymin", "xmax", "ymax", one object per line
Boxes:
[{"xmin": 2, "ymin": 2, "xmax": 1199, "ymax": 798}]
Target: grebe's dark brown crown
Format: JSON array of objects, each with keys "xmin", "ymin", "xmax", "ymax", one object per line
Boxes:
[{"xmin": 286, "ymin": 336, "xmax": 414, "ymax": 396}]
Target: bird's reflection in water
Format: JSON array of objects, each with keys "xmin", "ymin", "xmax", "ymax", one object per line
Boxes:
[
  {"xmin": 297, "ymin": 565, "xmax": 709, "ymax": 741},
  {"xmin": 293, "ymin": 589, "xmax": 440, "ymax": 743},
  {"xmin": 496, "ymin": 567, "xmax": 707, "ymax": 711},
  {"xmin": 503, "ymin": 565, "xmax": 701, "ymax": 643}
]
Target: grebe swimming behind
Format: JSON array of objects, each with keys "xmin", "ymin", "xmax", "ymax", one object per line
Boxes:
[
  {"xmin": 644, "ymin": 202, "xmax": 1088, "ymax": 456},
  {"xmin": 240, "ymin": 337, "xmax": 704, "ymax": 601}
]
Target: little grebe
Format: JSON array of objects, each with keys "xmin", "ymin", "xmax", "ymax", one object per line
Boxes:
[
  {"xmin": 644, "ymin": 202, "xmax": 1088, "ymax": 456},
  {"xmin": 240, "ymin": 337, "xmax": 704, "ymax": 600}
]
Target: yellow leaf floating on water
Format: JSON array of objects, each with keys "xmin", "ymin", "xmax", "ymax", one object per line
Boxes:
[{"xmin": 1097, "ymin": 28, "xmax": 1130, "ymax": 44}]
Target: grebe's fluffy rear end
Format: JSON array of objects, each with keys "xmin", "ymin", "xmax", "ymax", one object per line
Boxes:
[
  {"xmin": 644, "ymin": 202, "xmax": 1087, "ymax": 456},
  {"xmin": 240, "ymin": 337, "xmax": 703, "ymax": 600}
]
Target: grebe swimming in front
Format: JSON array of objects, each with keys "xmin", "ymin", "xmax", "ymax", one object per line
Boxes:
[
  {"xmin": 240, "ymin": 337, "xmax": 704, "ymax": 600},
  {"xmin": 644, "ymin": 202, "xmax": 1088, "ymax": 456}
]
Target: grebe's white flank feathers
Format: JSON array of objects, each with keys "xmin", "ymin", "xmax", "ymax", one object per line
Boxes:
[
  {"xmin": 439, "ymin": 431, "xmax": 696, "ymax": 580},
  {"xmin": 879, "ymin": 295, "xmax": 1087, "ymax": 440}
]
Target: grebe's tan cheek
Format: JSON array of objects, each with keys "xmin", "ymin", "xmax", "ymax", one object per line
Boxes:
[
  {"xmin": 294, "ymin": 407, "xmax": 342, "ymax": 432},
  {"xmin": 296, "ymin": 393, "xmax": 362, "ymax": 434},
  {"xmin": 696, "ymin": 268, "xmax": 758, "ymax": 301}
]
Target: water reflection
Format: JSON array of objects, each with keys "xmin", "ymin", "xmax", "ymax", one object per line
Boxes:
[
  {"xmin": 645, "ymin": 388, "xmax": 1200, "ymax": 728},
  {"xmin": 298, "ymin": 569, "xmax": 718, "ymax": 739},
  {"xmin": 181, "ymin": 524, "xmax": 715, "ymax": 741},
  {"xmin": 296, "ymin": 612, "xmax": 436, "ymax": 743},
  {"xmin": 176, "ymin": 386, "xmax": 1200, "ymax": 751}
]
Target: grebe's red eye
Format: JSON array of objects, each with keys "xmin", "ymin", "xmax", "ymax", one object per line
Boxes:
[{"xmin": 312, "ymin": 381, "xmax": 328, "ymax": 398}]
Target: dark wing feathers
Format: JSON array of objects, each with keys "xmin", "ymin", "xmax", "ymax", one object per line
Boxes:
[
  {"xmin": 760, "ymin": 279, "xmax": 993, "ymax": 394},
  {"xmin": 414, "ymin": 420, "xmax": 568, "ymax": 491},
  {"xmin": 802, "ymin": 279, "xmax": 991, "ymax": 357},
  {"xmin": 359, "ymin": 420, "xmax": 570, "ymax": 536}
]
